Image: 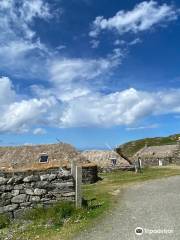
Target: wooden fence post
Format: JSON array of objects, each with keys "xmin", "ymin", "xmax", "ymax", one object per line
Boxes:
[
  {"xmin": 75, "ymin": 165, "xmax": 82, "ymax": 208},
  {"xmin": 71, "ymin": 160, "xmax": 76, "ymax": 178}
]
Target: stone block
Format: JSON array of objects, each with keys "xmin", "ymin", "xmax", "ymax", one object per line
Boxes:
[
  {"xmin": 25, "ymin": 189, "xmax": 34, "ymax": 195},
  {"xmin": 7, "ymin": 176, "xmax": 23, "ymax": 184},
  {"xmin": 11, "ymin": 194, "xmax": 27, "ymax": 203},
  {"xmin": 1, "ymin": 192, "xmax": 12, "ymax": 200},
  {"xmin": 30, "ymin": 196, "xmax": 41, "ymax": 202},
  {"xmin": 0, "ymin": 177, "xmax": 8, "ymax": 185},
  {"xmin": 34, "ymin": 188, "xmax": 46, "ymax": 196},
  {"xmin": 40, "ymin": 174, "xmax": 57, "ymax": 181},
  {"xmin": 0, "ymin": 204, "xmax": 18, "ymax": 213},
  {"xmin": 23, "ymin": 175, "xmax": 39, "ymax": 183},
  {"xmin": 62, "ymin": 192, "xmax": 75, "ymax": 197},
  {"xmin": 11, "ymin": 190, "xmax": 20, "ymax": 196},
  {"xmin": 14, "ymin": 184, "xmax": 24, "ymax": 190}
]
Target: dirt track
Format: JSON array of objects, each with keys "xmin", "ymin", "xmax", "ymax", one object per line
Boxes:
[{"xmin": 74, "ymin": 176, "xmax": 180, "ymax": 240}]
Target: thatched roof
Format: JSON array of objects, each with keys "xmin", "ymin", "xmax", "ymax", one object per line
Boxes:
[
  {"xmin": 82, "ymin": 150, "xmax": 130, "ymax": 167},
  {"xmin": 0, "ymin": 143, "xmax": 89, "ymax": 171},
  {"xmin": 134, "ymin": 144, "xmax": 178, "ymax": 158}
]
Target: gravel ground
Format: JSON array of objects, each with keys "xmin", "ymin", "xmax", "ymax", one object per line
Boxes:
[{"xmin": 74, "ymin": 176, "xmax": 180, "ymax": 240}]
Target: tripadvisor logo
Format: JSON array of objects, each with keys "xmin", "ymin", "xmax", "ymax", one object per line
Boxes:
[{"xmin": 135, "ymin": 227, "xmax": 144, "ymax": 236}]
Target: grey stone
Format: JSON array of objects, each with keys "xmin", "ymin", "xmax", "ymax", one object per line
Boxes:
[
  {"xmin": 25, "ymin": 189, "xmax": 34, "ymax": 195},
  {"xmin": 40, "ymin": 174, "xmax": 57, "ymax": 181},
  {"xmin": 0, "ymin": 185, "xmax": 13, "ymax": 191},
  {"xmin": 7, "ymin": 176, "xmax": 23, "ymax": 184},
  {"xmin": 36, "ymin": 181, "xmax": 49, "ymax": 188},
  {"xmin": 62, "ymin": 192, "xmax": 75, "ymax": 197},
  {"xmin": 20, "ymin": 202, "xmax": 32, "ymax": 207},
  {"xmin": 19, "ymin": 189, "xmax": 25, "ymax": 194},
  {"xmin": 1, "ymin": 192, "xmax": 12, "ymax": 200},
  {"xmin": 40, "ymin": 174, "xmax": 49, "ymax": 181},
  {"xmin": 49, "ymin": 174, "xmax": 57, "ymax": 181},
  {"xmin": 0, "ymin": 177, "xmax": 8, "ymax": 185},
  {"xmin": 14, "ymin": 208, "xmax": 31, "ymax": 218},
  {"xmin": 34, "ymin": 188, "xmax": 46, "ymax": 196},
  {"xmin": 0, "ymin": 204, "xmax": 18, "ymax": 213},
  {"xmin": 11, "ymin": 194, "xmax": 27, "ymax": 203},
  {"xmin": 23, "ymin": 175, "xmax": 39, "ymax": 183},
  {"xmin": 30, "ymin": 182, "xmax": 35, "ymax": 187},
  {"xmin": 52, "ymin": 181, "xmax": 74, "ymax": 189},
  {"xmin": 14, "ymin": 184, "xmax": 24, "ymax": 190},
  {"xmin": 30, "ymin": 196, "xmax": 41, "ymax": 202},
  {"xmin": 0, "ymin": 199, "xmax": 11, "ymax": 207},
  {"xmin": 11, "ymin": 189, "xmax": 20, "ymax": 196}
]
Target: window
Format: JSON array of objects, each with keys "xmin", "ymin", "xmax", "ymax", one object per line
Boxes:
[
  {"xmin": 110, "ymin": 157, "xmax": 117, "ymax": 166},
  {"xmin": 39, "ymin": 154, "xmax": 48, "ymax": 163}
]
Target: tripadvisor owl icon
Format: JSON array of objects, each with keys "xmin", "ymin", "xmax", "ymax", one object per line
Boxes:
[{"xmin": 135, "ymin": 227, "xmax": 144, "ymax": 236}]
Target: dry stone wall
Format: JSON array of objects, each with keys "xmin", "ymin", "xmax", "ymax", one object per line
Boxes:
[{"xmin": 0, "ymin": 168, "xmax": 75, "ymax": 218}]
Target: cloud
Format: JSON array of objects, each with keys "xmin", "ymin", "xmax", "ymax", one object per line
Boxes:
[
  {"xmin": 89, "ymin": 1, "xmax": 179, "ymax": 37},
  {"xmin": 33, "ymin": 128, "xmax": 47, "ymax": 135},
  {"xmin": 0, "ymin": 77, "xmax": 56, "ymax": 133},
  {"xmin": 90, "ymin": 39, "xmax": 100, "ymax": 48},
  {"xmin": 50, "ymin": 58, "xmax": 113, "ymax": 84},
  {"xmin": 47, "ymin": 50, "xmax": 123, "ymax": 101},
  {"xmin": 0, "ymin": 76, "xmax": 16, "ymax": 105},
  {"xmin": 0, "ymin": 0, "xmax": 52, "ymax": 76},
  {"xmin": 0, "ymin": 0, "xmax": 51, "ymax": 41},
  {"xmin": 126, "ymin": 124, "xmax": 159, "ymax": 131},
  {"xmin": 56, "ymin": 88, "xmax": 180, "ymax": 128},
  {"xmin": 1, "ymin": 77, "xmax": 180, "ymax": 132},
  {"xmin": 0, "ymin": 98, "xmax": 56, "ymax": 133}
]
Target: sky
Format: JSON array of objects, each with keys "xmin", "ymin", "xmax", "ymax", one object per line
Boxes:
[{"xmin": 0, "ymin": 0, "xmax": 180, "ymax": 149}]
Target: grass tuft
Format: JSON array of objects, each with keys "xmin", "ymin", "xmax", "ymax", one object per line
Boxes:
[{"xmin": 0, "ymin": 214, "xmax": 10, "ymax": 229}]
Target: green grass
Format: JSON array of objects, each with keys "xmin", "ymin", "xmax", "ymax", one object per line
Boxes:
[
  {"xmin": 0, "ymin": 214, "xmax": 10, "ymax": 229},
  {"xmin": 1, "ymin": 166, "xmax": 180, "ymax": 240}
]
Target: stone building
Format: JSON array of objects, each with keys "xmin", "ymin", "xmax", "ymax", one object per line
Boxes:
[
  {"xmin": 133, "ymin": 144, "xmax": 180, "ymax": 167},
  {"xmin": 0, "ymin": 143, "xmax": 89, "ymax": 172},
  {"xmin": 82, "ymin": 150, "xmax": 131, "ymax": 170}
]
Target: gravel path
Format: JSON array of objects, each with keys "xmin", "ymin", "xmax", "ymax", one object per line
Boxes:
[{"xmin": 74, "ymin": 176, "xmax": 180, "ymax": 240}]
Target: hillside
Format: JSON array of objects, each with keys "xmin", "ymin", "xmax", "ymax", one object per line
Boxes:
[{"xmin": 116, "ymin": 134, "xmax": 180, "ymax": 158}]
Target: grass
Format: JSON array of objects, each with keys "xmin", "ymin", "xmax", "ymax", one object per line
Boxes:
[{"xmin": 1, "ymin": 166, "xmax": 180, "ymax": 240}]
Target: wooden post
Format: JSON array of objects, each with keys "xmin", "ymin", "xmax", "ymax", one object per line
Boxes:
[
  {"xmin": 75, "ymin": 165, "xmax": 82, "ymax": 208},
  {"xmin": 71, "ymin": 160, "xmax": 76, "ymax": 178}
]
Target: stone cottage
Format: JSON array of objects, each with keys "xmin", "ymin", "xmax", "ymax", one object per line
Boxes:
[
  {"xmin": 0, "ymin": 143, "xmax": 88, "ymax": 171},
  {"xmin": 81, "ymin": 150, "xmax": 131, "ymax": 170},
  {"xmin": 133, "ymin": 144, "xmax": 180, "ymax": 167}
]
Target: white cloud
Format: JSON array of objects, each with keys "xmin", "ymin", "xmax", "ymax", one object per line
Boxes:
[
  {"xmin": 1, "ymin": 77, "xmax": 180, "ymax": 132},
  {"xmin": 33, "ymin": 128, "xmax": 46, "ymax": 135},
  {"xmin": 0, "ymin": 98, "xmax": 55, "ymax": 133},
  {"xmin": 0, "ymin": 0, "xmax": 52, "ymax": 76},
  {"xmin": 0, "ymin": 76, "xmax": 56, "ymax": 133},
  {"xmin": 90, "ymin": 39, "xmax": 100, "ymax": 48},
  {"xmin": 128, "ymin": 38, "xmax": 142, "ymax": 46},
  {"xmin": 50, "ymin": 58, "xmax": 112, "ymax": 84},
  {"xmin": 126, "ymin": 124, "xmax": 159, "ymax": 131},
  {"xmin": 0, "ymin": 76, "xmax": 16, "ymax": 105},
  {"xmin": 48, "ymin": 51, "xmax": 123, "ymax": 101},
  {"xmin": 90, "ymin": 1, "xmax": 179, "ymax": 37},
  {"xmin": 0, "ymin": 0, "xmax": 51, "ymax": 41},
  {"xmin": 56, "ymin": 88, "xmax": 180, "ymax": 128}
]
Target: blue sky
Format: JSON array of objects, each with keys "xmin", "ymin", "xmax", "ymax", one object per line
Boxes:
[{"xmin": 0, "ymin": 0, "xmax": 180, "ymax": 149}]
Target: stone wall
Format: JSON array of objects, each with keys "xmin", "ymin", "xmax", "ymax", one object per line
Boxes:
[
  {"xmin": 140, "ymin": 157, "xmax": 176, "ymax": 167},
  {"xmin": 82, "ymin": 165, "xmax": 98, "ymax": 184},
  {"xmin": 0, "ymin": 168, "xmax": 75, "ymax": 218}
]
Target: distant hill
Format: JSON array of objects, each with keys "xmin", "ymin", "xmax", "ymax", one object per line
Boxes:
[{"xmin": 117, "ymin": 134, "xmax": 180, "ymax": 158}]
